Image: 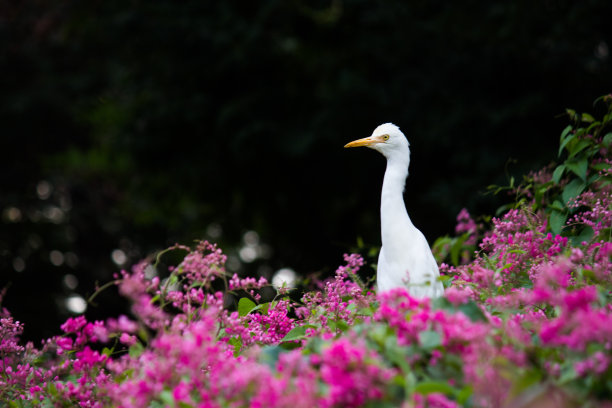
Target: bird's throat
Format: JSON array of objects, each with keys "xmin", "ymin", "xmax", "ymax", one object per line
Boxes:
[{"xmin": 380, "ymin": 158, "xmax": 412, "ymax": 248}]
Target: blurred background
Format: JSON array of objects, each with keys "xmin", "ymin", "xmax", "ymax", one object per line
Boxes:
[{"xmin": 1, "ymin": 0, "xmax": 611, "ymax": 342}]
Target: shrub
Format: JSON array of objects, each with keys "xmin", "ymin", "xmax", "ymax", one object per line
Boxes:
[{"xmin": 1, "ymin": 95, "xmax": 611, "ymax": 407}]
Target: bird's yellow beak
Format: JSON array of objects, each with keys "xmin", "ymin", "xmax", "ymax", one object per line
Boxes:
[{"xmin": 344, "ymin": 135, "xmax": 385, "ymax": 148}]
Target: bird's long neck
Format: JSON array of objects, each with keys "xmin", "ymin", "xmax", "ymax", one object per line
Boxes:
[{"xmin": 380, "ymin": 154, "xmax": 412, "ymax": 248}]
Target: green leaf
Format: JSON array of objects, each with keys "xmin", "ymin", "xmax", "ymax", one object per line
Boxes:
[
  {"xmin": 129, "ymin": 342, "xmax": 144, "ymax": 358},
  {"xmin": 281, "ymin": 325, "xmax": 307, "ymax": 342},
  {"xmin": 356, "ymin": 236, "xmax": 364, "ymax": 248},
  {"xmin": 260, "ymin": 345, "xmax": 282, "ymax": 368},
  {"xmin": 334, "ymin": 319, "xmax": 350, "ymax": 332},
  {"xmin": 558, "ymin": 125, "xmax": 574, "ymax": 156},
  {"xmin": 603, "ymin": 132, "xmax": 612, "ymax": 148},
  {"xmin": 559, "ymin": 364, "xmax": 577, "ymax": 384},
  {"xmin": 549, "ymin": 200, "xmax": 565, "ymax": 212},
  {"xmin": 228, "ymin": 337, "xmax": 242, "ymax": 356},
  {"xmin": 259, "ymin": 302, "xmax": 270, "ymax": 315},
  {"xmin": 384, "ymin": 336, "xmax": 412, "ymax": 374},
  {"xmin": 565, "ymin": 157, "xmax": 588, "ymax": 182},
  {"xmin": 238, "ymin": 297, "xmax": 257, "ymax": 317},
  {"xmin": 509, "ymin": 369, "xmax": 543, "ymax": 398},
  {"xmin": 560, "ymin": 124, "xmax": 572, "ymax": 141},
  {"xmin": 552, "ymin": 165, "xmax": 565, "ymax": 184},
  {"xmin": 562, "ymin": 178, "xmax": 586, "ymax": 205},
  {"xmin": 458, "ymin": 301, "xmax": 488, "ymax": 322},
  {"xmin": 457, "ymin": 386, "xmax": 473, "ymax": 404},
  {"xmin": 570, "ymin": 225, "xmax": 594, "ymax": 246},
  {"xmin": 47, "ymin": 382, "xmax": 59, "ymax": 397},
  {"xmin": 581, "ymin": 112, "xmax": 595, "ymax": 123},
  {"xmin": 592, "ymin": 162, "xmax": 611, "ymax": 172},
  {"xmin": 548, "ymin": 210, "xmax": 566, "ymax": 235},
  {"xmin": 449, "ymin": 233, "xmax": 470, "ymax": 265},
  {"xmin": 431, "ymin": 296, "xmax": 452, "ymax": 310},
  {"xmin": 567, "ymin": 139, "xmax": 590, "ymax": 159},
  {"xmin": 419, "ymin": 330, "xmax": 442, "ymax": 349},
  {"xmin": 159, "ymin": 389, "xmax": 174, "ymax": 406},
  {"xmin": 414, "ymin": 381, "xmax": 455, "ymax": 396}
]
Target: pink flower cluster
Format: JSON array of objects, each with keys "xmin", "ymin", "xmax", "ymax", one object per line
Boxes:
[
  {"xmin": 1, "ymin": 107, "xmax": 611, "ymax": 407},
  {"xmin": 569, "ymin": 185, "xmax": 612, "ymax": 236},
  {"xmin": 455, "ymin": 208, "xmax": 478, "ymax": 245}
]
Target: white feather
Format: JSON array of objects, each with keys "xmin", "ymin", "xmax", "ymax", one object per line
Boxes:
[{"xmin": 346, "ymin": 123, "xmax": 444, "ymax": 298}]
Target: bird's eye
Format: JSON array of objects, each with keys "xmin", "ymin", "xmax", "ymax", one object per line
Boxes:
[{"xmin": 383, "ymin": 134, "xmax": 390, "ymax": 141}]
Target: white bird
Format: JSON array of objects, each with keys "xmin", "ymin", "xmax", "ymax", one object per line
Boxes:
[{"xmin": 344, "ymin": 123, "xmax": 444, "ymax": 298}]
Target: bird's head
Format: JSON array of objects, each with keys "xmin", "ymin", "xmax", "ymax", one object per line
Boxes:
[{"xmin": 344, "ymin": 123, "xmax": 410, "ymax": 161}]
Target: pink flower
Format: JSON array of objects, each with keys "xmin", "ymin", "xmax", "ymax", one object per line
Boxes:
[
  {"xmin": 119, "ymin": 333, "xmax": 138, "ymax": 346},
  {"xmin": 55, "ymin": 337, "xmax": 73, "ymax": 354},
  {"xmin": 60, "ymin": 316, "xmax": 87, "ymax": 334},
  {"xmin": 444, "ymin": 285, "xmax": 474, "ymax": 305}
]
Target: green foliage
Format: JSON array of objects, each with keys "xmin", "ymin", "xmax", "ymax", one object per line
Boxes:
[
  {"xmin": 281, "ymin": 326, "xmax": 308, "ymax": 342},
  {"xmin": 237, "ymin": 297, "xmax": 258, "ymax": 317},
  {"xmin": 432, "ymin": 233, "xmax": 475, "ymax": 266},
  {"xmin": 487, "ymin": 95, "xmax": 612, "ymax": 239}
]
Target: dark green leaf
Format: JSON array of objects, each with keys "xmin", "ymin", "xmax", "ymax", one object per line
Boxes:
[
  {"xmin": 592, "ymin": 162, "xmax": 611, "ymax": 172},
  {"xmin": 449, "ymin": 234, "xmax": 469, "ymax": 265},
  {"xmin": 558, "ymin": 126, "xmax": 574, "ymax": 156},
  {"xmin": 565, "ymin": 157, "xmax": 588, "ymax": 181},
  {"xmin": 570, "ymin": 226, "xmax": 594, "ymax": 246},
  {"xmin": 562, "ymin": 178, "xmax": 586, "ymax": 205},
  {"xmin": 552, "ymin": 165, "xmax": 565, "ymax": 184},
  {"xmin": 549, "ymin": 200, "xmax": 565, "ymax": 211},
  {"xmin": 560, "ymin": 124, "xmax": 572, "ymax": 141},
  {"xmin": 458, "ymin": 301, "xmax": 488, "ymax": 322},
  {"xmin": 549, "ymin": 210, "xmax": 566, "ymax": 235},
  {"xmin": 567, "ymin": 139, "xmax": 590, "ymax": 159}
]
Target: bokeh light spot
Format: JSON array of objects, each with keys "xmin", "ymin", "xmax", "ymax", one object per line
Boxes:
[
  {"xmin": 50, "ymin": 250, "xmax": 65, "ymax": 266},
  {"xmin": 36, "ymin": 180, "xmax": 52, "ymax": 200},
  {"xmin": 65, "ymin": 295, "xmax": 87, "ymax": 314},
  {"xmin": 111, "ymin": 249, "xmax": 127, "ymax": 266},
  {"xmin": 272, "ymin": 268, "xmax": 297, "ymax": 289}
]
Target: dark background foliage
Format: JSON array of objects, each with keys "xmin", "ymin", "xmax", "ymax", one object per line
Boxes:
[{"xmin": 1, "ymin": 0, "xmax": 611, "ymax": 341}]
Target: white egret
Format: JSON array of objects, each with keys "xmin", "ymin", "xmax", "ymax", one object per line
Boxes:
[{"xmin": 345, "ymin": 123, "xmax": 444, "ymax": 298}]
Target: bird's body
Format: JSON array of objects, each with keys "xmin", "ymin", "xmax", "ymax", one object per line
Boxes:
[{"xmin": 345, "ymin": 123, "xmax": 444, "ymax": 298}]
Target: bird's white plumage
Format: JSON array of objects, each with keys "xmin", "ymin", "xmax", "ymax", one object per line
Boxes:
[{"xmin": 346, "ymin": 123, "xmax": 444, "ymax": 298}]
